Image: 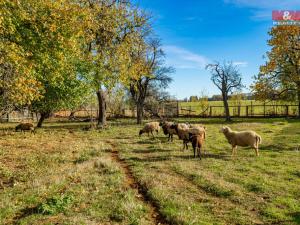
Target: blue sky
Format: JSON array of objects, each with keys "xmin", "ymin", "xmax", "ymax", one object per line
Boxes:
[{"xmin": 135, "ymin": 0, "xmax": 300, "ymax": 99}]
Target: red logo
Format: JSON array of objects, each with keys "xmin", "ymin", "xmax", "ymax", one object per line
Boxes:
[{"xmin": 272, "ymin": 10, "xmax": 300, "ymax": 21}]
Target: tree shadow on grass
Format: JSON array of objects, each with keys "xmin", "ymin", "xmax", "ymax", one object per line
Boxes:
[
  {"xmin": 127, "ymin": 152, "xmax": 230, "ymax": 163},
  {"xmin": 132, "ymin": 148, "xmax": 172, "ymax": 154},
  {"xmin": 127, "ymin": 156, "xmax": 169, "ymax": 163},
  {"xmin": 12, "ymin": 205, "xmax": 40, "ymax": 223},
  {"xmin": 35, "ymin": 123, "xmax": 88, "ymax": 131},
  {"xmin": 171, "ymin": 153, "xmax": 230, "ymax": 161},
  {"xmin": 290, "ymin": 211, "xmax": 300, "ymax": 224},
  {"xmin": 135, "ymin": 139, "xmax": 164, "ymax": 145},
  {"xmin": 259, "ymin": 144, "xmax": 297, "ymax": 152}
]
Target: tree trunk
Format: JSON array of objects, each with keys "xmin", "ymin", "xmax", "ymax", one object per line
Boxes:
[
  {"xmin": 136, "ymin": 102, "xmax": 144, "ymax": 125},
  {"xmin": 222, "ymin": 92, "xmax": 231, "ymax": 121},
  {"xmin": 37, "ymin": 111, "xmax": 50, "ymax": 128},
  {"xmin": 96, "ymin": 88, "xmax": 107, "ymax": 126}
]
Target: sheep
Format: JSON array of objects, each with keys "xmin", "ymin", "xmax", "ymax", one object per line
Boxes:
[
  {"xmin": 189, "ymin": 132, "xmax": 205, "ymax": 159},
  {"xmin": 159, "ymin": 121, "xmax": 177, "ymax": 142},
  {"xmin": 139, "ymin": 122, "xmax": 160, "ymax": 137},
  {"xmin": 220, "ymin": 126, "xmax": 262, "ymax": 156},
  {"xmin": 170, "ymin": 123, "xmax": 206, "ymax": 150},
  {"xmin": 189, "ymin": 124, "xmax": 206, "ymax": 130},
  {"xmin": 15, "ymin": 123, "xmax": 35, "ymax": 133}
]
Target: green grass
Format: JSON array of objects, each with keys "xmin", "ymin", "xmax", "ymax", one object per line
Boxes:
[
  {"xmin": 0, "ymin": 118, "xmax": 300, "ymax": 224},
  {"xmin": 0, "ymin": 122, "xmax": 152, "ymax": 225}
]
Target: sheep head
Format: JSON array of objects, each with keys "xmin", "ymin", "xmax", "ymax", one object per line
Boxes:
[
  {"xmin": 220, "ymin": 126, "xmax": 230, "ymax": 133},
  {"xmin": 15, "ymin": 124, "xmax": 21, "ymax": 131},
  {"xmin": 139, "ymin": 130, "xmax": 144, "ymax": 136},
  {"xmin": 170, "ymin": 123, "xmax": 179, "ymax": 133},
  {"xmin": 159, "ymin": 119, "xmax": 166, "ymax": 126},
  {"xmin": 188, "ymin": 132, "xmax": 194, "ymax": 141}
]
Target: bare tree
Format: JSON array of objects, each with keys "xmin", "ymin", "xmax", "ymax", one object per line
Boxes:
[
  {"xmin": 129, "ymin": 39, "xmax": 173, "ymax": 124},
  {"xmin": 206, "ymin": 61, "xmax": 243, "ymax": 121}
]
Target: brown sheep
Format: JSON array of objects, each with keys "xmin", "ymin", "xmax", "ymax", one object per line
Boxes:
[
  {"xmin": 170, "ymin": 123, "xmax": 206, "ymax": 150},
  {"xmin": 15, "ymin": 123, "xmax": 35, "ymax": 133},
  {"xmin": 189, "ymin": 132, "xmax": 205, "ymax": 159},
  {"xmin": 159, "ymin": 121, "xmax": 177, "ymax": 142}
]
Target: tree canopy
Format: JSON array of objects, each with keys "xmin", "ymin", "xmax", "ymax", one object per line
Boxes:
[{"xmin": 252, "ymin": 25, "xmax": 300, "ymax": 116}]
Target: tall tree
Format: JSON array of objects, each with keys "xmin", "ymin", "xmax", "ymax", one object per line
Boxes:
[
  {"xmin": 128, "ymin": 39, "xmax": 173, "ymax": 124},
  {"xmin": 0, "ymin": 0, "xmax": 44, "ymax": 113},
  {"xmin": 83, "ymin": 0, "xmax": 148, "ymax": 127},
  {"xmin": 0, "ymin": 0, "xmax": 89, "ymax": 123},
  {"xmin": 252, "ymin": 25, "xmax": 300, "ymax": 117},
  {"xmin": 206, "ymin": 61, "xmax": 243, "ymax": 121}
]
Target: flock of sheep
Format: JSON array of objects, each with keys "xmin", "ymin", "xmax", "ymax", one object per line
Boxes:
[
  {"xmin": 14, "ymin": 121, "xmax": 262, "ymax": 159},
  {"xmin": 139, "ymin": 121, "xmax": 262, "ymax": 159}
]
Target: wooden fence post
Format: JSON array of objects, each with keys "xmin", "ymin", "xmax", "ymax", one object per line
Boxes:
[
  {"xmin": 264, "ymin": 103, "xmax": 266, "ymax": 117},
  {"xmin": 286, "ymin": 105, "xmax": 289, "ymax": 117},
  {"xmin": 246, "ymin": 106, "xmax": 249, "ymax": 117},
  {"xmin": 209, "ymin": 106, "xmax": 212, "ymax": 117}
]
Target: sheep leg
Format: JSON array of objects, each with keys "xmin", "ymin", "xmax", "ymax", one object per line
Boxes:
[
  {"xmin": 198, "ymin": 147, "xmax": 202, "ymax": 160},
  {"xmin": 182, "ymin": 140, "xmax": 188, "ymax": 151},
  {"xmin": 255, "ymin": 147, "xmax": 259, "ymax": 156},
  {"xmin": 231, "ymin": 145, "xmax": 237, "ymax": 156},
  {"xmin": 171, "ymin": 134, "xmax": 173, "ymax": 142},
  {"xmin": 168, "ymin": 134, "xmax": 171, "ymax": 142},
  {"xmin": 151, "ymin": 131, "xmax": 154, "ymax": 138},
  {"xmin": 193, "ymin": 147, "xmax": 196, "ymax": 158}
]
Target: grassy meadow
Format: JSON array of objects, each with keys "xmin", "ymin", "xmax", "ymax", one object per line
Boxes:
[{"xmin": 0, "ymin": 118, "xmax": 300, "ymax": 224}]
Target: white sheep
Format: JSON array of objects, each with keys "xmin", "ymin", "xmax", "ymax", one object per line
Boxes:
[
  {"xmin": 220, "ymin": 126, "xmax": 262, "ymax": 156},
  {"xmin": 139, "ymin": 122, "xmax": 160, "ymax": 137},
  {"xmin": 171, "ymin": 123, "xmax": 206, "ymax": 150},
  {"xmin": 159, "ymin": 121, "xmax": 177, "ymax": 142}
]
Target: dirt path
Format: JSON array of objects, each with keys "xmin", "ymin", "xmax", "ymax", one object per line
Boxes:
[{"xmin": 106, "ymin": 140, "xmax": 168, "ymax": 225}]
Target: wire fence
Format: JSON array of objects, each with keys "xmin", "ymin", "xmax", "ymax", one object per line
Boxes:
[
  {"xmin": 178, "ymin": 104, "xmax": 299, "ymax": 118},
  {"xmin": 1, "ymin": 102, "xmax": 299, "ymax": 122}
]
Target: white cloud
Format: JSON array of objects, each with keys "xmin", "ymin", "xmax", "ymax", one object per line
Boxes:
[
  {"xmin": 163, "ymin": 45, "xmax": 210, "ymax": 70},
  {"xmin": 233, "ymin": 61, "xmax": 248, "ymax": 67}
]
